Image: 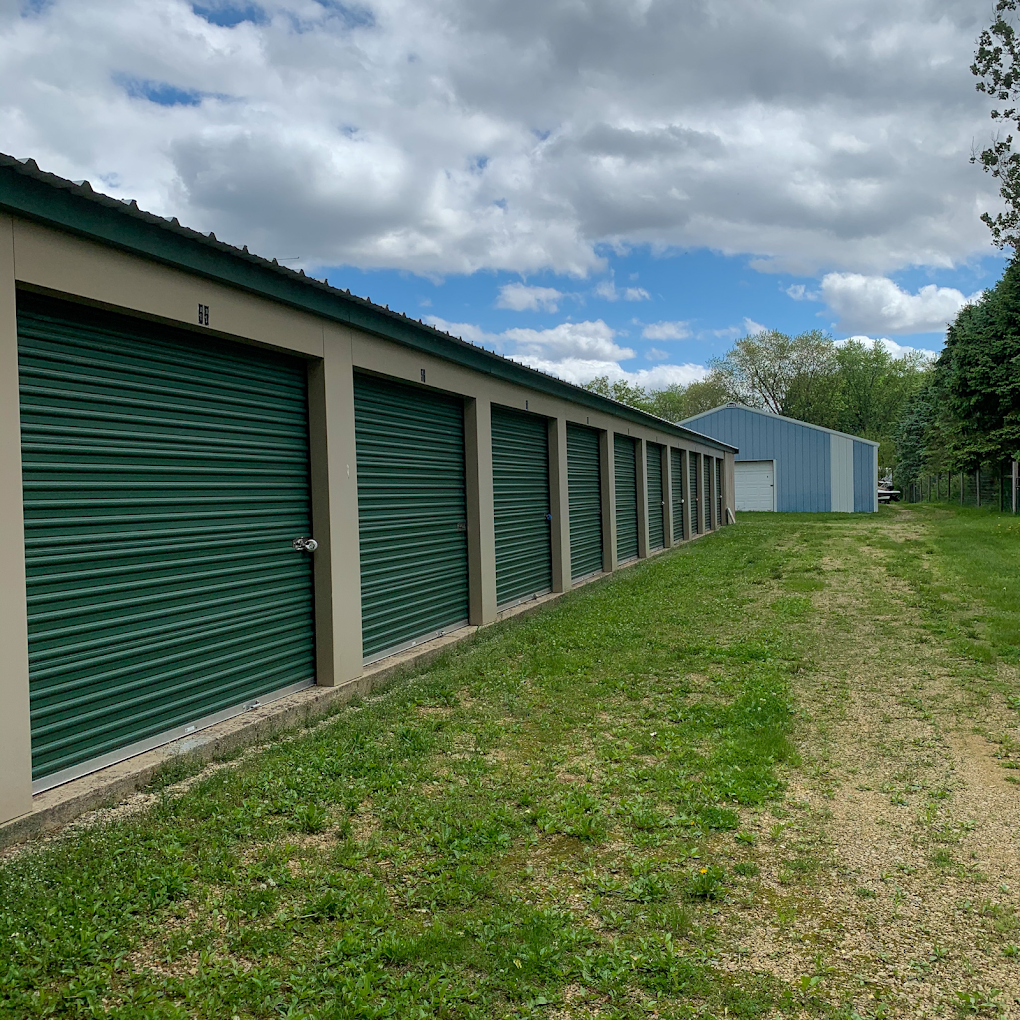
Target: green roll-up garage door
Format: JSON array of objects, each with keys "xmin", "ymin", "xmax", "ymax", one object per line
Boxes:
[
  {"xmin": 689, "ymin": 453, "xmax": 700, "ymax": 535},
  {"xmin": 492, "ymin": 405, "xmax": 552, "ymax": 606},
  {"xmin": 18, "ymin": 296, "xmax": 316, "ymax": 788},
  {"xmin": 354, "ymin": 373, "xmax": 469, "ymax": 660},
  {"xmin": 671, "ymin": 448, "xmax": 685, "ymax": 542},
  {"xmin": 614, "ymin": 435, "xmax": 639, "ymax": 562},
  {"xmin": 646, "ymin": 442, "xmax": 664, "ymax": 551},
  {"xmin": 566, "ymin": 423, "xmax": 603, "ymax": 581}
]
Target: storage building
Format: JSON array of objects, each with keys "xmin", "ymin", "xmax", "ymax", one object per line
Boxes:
[
  {"xmin": 680, "ymin": 403, "xmax": 878, "ymax": 513},
  {"xmin": 0, "ymin": 154, "xmax": 736, "ymax": 828}
]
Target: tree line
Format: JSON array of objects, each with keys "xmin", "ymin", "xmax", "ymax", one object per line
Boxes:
[
  {"xmin": 895, "ymin": 262, "xmax": 1020, "ymax": 488},
  {"xmin": 585, "ymin": 328, "xmax": 933, "ymax": 474}
]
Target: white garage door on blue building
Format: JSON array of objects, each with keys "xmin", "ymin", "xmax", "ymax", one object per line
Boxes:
[{"xmin": 681, "ymin": 404, "xmax": 878, "ymax": 513}]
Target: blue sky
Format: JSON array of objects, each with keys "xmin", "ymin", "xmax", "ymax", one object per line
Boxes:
[
  {"xmin": 0, "ymin": 0, "xmax": 1006, "ymax": 387},
  {"xmin": 319, "ymin": 246, "xmax": 1008, "ymax": 385}
]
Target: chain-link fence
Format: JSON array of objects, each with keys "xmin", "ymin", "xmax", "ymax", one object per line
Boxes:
[{"xmin": 906, "ymin": 461, "xmax": 1019, "ymax": 512}]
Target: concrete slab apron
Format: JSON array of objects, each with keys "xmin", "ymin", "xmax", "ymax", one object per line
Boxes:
[{"xmin": 0, "ymin": 535, "xmax": 712, "ymax": 849}]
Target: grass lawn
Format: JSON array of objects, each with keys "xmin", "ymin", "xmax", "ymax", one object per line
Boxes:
[{"xmin": 2, "ymin": 505, "xmax": 1019, "ymax": 1018}]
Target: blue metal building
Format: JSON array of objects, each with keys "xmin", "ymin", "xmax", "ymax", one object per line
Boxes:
[{"xmin": 681, "ymin": 404, "xmax": 879, "ymax": 513}]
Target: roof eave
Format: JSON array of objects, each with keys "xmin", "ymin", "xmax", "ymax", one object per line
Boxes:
[
  {"xmin": 0, "ymin": 153, "xmax": 733, "ymax": 453},
  {"xmin": 680, "ymin": 402, "xmax": 880, "ymax": 447}
]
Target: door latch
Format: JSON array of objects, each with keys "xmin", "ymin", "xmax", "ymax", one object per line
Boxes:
[{"xmin": 292, "ymin": 537, "xmax": 319, "ymax": 552}]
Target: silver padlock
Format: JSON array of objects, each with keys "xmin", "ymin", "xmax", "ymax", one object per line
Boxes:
[{"xmin": 292, "ymin": 537, "xmax": 319, "ymax": 553}]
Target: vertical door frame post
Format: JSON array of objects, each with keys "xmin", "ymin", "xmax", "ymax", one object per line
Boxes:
[
  {"xmin": 604, "ymin": 431, "xmax": 619, "ymax": 570},
  {"xmin": 0, "ymin": 214, "xmax": 34, "ymax": 825},
  {"xmin": 709, "ymin": 457, "xmax": 719, "ymax": 530},
  {"xmin": 662, "ymin": 445, "xmax": 674, "ymax": 548},
  {"xmin": 465, "ymin": 397, "xmax": 497, "ymax": 626},
  {"xmin": 723, "ymin": 453, "xmax": 735, "ymax": 524},
  {"xmin": 681, "ymin": 448, "xmax": 692, "ymax": 538},
  {"xmin": 548, "ymin": 417, "xmax": 571, "ymax": 593},
  {"xmin": 310, "ymin": 327, "xmax": 364, "ymax": 685},
  {"xmin": 696, "ymin": 452, "xmax": 706, "ymax": 532}
]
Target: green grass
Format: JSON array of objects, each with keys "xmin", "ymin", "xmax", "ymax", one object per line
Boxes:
[
  {"xmin": 879, "ymin": 504, "xmax": 1020, "ymax": 665},
  {"xmin": 18, "ymin": 502, "xmax": 1020, "ymax": 1019},
  {"xmin": 0, "ymin": 522, "xmax": 810, "ymax": 1020}
]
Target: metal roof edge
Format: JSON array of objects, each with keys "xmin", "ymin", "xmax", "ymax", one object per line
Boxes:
[
  {"xmin": 0, "ymin": 153, "xmax": 732, "ymax": 452},
  {"xmin": 680, "ymin": 402, "xmax": 880, "ymax": 447}
]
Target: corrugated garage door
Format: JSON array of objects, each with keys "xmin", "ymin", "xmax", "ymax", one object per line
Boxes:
[
  {"xmin": 491, "ymin": 405, "xmax": 552, "ymax": 606},
  {"xmin": 614, "ymin": 435, "xmax": 639, "ymax": 561},
  {"xmin": 689, "ymin": 453, "xmax": 700, "ymax": 535},
  {"xmin": 646, "ymin": 443, "xmax": 665, "ymax": 550},
  {"xmin": 716, "ymin": 458, "xmax": 723, "ymax": 524},
  {"xmin": 670, "ymin": 448, "xmax": 685, "ymax": 542},
  {"xmin": 18, "ymin": 296, "xmax": 316, "ymax": 789},
  {"xmin": 566, "ymin": 423, "xmax": 603, "ymax": 581},
  {"xmin": 354, "ymin": 373, "xmax": 469, "ymax": 661}
]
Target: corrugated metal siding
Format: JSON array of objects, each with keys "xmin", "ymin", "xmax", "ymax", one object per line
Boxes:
[
  {"xmin": 830, "ymin": 434, "xmax": 854, "ymax": 512},
  {"xmin": 689, "ymin": 453, "xmax": 700, "ymax": 535},
  {"xmin": 354, "ymin": 373, "xmax": 469, "ymax": 659},
  {"xmin": 670, "ymin": 448, "xmax": 685, "ymax": 541},
  {"xmin": 853, "ymin": 441, "xmax": 875, "ymax": 513},
  {"xmin": 491, "ymin": 406, "xmax": 552, "ymax": 605},
  {"xmin": 646, "ymin": 442, "xmax": 664, "ymax": 550},
  {"xmin": 685, "ymin": 407, "xmax": 831, "ymax": 512},
  {"xmin": 19, "ymin": 297, "xmax": 316, "ymax": 784},
  {"xmin": 566, "ymin": 423, "xmax": 603, "ymax": 580},
  {"xmin": 614, "ymin": 435, "xmax": 639, "ymax": 561}
]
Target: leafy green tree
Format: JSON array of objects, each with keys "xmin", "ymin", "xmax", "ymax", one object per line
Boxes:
[
  {"xmin": 972, "ymin": 0, "xmax": 1020, "ymax": 249},
  {"xmin": 935, "ymin": 261, "xmax": 1020, "ymax": 466},
  {"xmin": 710, "ymin": 329, "xmax": 837, "ymax": 414},
  {"xmin": 644, "ymin": 374, "xmax": 731, "ymax": 422},
  {"xmin": 781, "ymin": 366, "xmax": 842, "ymax": 431},
  {"xmin": 893, "ymin": 383, "xmax": 941, "ymax": 490},
  {"xmin": 584, "ymin": 375, "xmax": 651, "ymax": 409},
  {"xmin": 583, "ymin": 373, "xmax": 731, "ymax": 423},
  {"xmin": 833, "ymin": 340, "xmax": 931, "ymax": 466}
]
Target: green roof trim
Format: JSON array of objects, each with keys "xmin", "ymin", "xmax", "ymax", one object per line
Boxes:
[{"xmin": 0, "ymin": 153, "xmax": 735, "ymax": 452}]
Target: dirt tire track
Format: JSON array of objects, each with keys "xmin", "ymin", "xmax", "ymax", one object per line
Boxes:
[{"xmin": 716, "ymin": 509, "xmax": 1020, "ymax": 1018}]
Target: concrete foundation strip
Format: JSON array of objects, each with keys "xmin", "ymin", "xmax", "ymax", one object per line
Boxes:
[{"xmin": 0, "ymin": 537, "xmax": 716, "ymax": 850}]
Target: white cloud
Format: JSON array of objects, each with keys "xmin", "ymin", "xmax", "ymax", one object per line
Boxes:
[
  {"xmin": 496, "ymin": 283, "xmax": 564, "ymax": 312},
  {"xmin": 504, "ymin": 321, "xmax": 634, "ymax": 362},
  {"xmin": 595, "ymin": 279, "xmax": 653, "ymax": 302},
  {"xmin": 427, "ymin": 315, "xmax": 705, "ymax": 388},
  {"xmin": 642, "ymin": 320, "xmax": 692, "ymax": 340},
  {"xmin": 836, "ymin": 335, "xmax": 939, "ymax": 360},
  {"xmin": 820, "ymin": 274, "xmax": 982, "ymax": 334},
  {"xmin": 521, "ymin": 359, "xmax": 708, "ymax": 389},
  {"xmin": 0, "ymin": 0, "xmax": 1001, "ymax": 277},
  {"xmin": 428, "ymin": 316, "xmax": 632, "ymax": 362},
  {"xmin": 645, "ymin": 347, "xmax": 670, "ymax": 361},
  {"xmin": 786, "ymin": 284, "xmax": 819, "ymax": 301}
]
